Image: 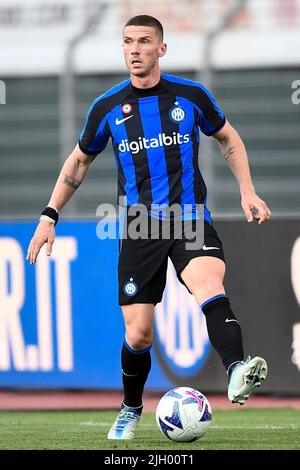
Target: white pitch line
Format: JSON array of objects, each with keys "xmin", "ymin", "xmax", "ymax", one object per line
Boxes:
[{"xmin": 78, "ymin": 423, "xmax": 300, "ymax": 430}]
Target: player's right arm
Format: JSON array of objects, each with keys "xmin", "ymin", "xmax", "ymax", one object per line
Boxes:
[
  {"xmin": 26, "ymin": 144, "xmax": 95, "ymax": 264},
  {"xmin": 26, "ymin": 89, "xmax": 112, "ymax": 264}
]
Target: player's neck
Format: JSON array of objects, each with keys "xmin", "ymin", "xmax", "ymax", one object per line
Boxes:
[{"xmin": 130, "ymin": 69, "xmax": 161, "ymax": 90}]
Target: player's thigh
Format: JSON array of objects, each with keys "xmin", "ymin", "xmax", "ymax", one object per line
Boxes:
[
  {"xmin": 122, "ymin": 303, "xmax": 154, "ymax": 338},
  {"xmin": 180, "ymin": 256, "xmax": 226, "ymax": 297}
]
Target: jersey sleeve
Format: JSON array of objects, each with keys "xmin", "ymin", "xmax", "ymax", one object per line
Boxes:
[
  {"xmin": 195, "ymin": 84, "xmax": 226, "ymax": 136},
  {"xmin": 78, "ymin": 97, "xmax": 110, "ymax": 156}
]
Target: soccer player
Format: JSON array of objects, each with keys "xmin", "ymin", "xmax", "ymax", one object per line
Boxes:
[{"xmin": 26, "ymin": 15, "xmax": 271, "ymax": 440}]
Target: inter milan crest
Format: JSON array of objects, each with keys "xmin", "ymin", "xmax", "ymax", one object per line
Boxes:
[
  {"xmin": 123, "ymin": 278, "xmax": 138, "ymax": 296},
  {"xmin": 169, "ymin": 101, "xmax": 186, "ymax": 123},
  {"xmin": 122, "ymin": 103, "xmax": 132, "ymax": 114}
]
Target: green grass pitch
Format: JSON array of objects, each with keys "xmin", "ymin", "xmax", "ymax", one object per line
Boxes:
[{"xmin": 0, "ymin": 409, "xmax": 299, "ymax": 450}]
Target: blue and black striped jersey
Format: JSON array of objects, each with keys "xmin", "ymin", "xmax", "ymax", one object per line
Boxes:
[{"xmin": 79, "ymin": 73, "xmax": 226, "ymax": 223}]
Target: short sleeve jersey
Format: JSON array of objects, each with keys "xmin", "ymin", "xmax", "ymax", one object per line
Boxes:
[{"xmin": 79, "ymin": 73, "xmax": 226, "ymax": 223}]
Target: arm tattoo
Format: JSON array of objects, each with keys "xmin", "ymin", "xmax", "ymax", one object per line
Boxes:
[
  {"xmin": 223, "ymin": 146, "xmax": 235, "ymax": 161},
  {"xmin": 63, "ymin": 174, "xmax": 82, "ymax": 191}
]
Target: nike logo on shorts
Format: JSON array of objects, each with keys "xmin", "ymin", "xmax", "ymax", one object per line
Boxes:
[
  {"xmin": 115, "ymin": 115, "xmax": 134, "ymax": 125},
  {"xmin": 225, "ymin": 318, "xmax": 239, "ymax": 324},
  {"xmin": 202, "ymin": 245, "xmax": 220, "ymax": 251}
]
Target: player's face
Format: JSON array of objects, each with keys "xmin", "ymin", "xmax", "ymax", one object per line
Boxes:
[{"xmin": 122, "ymin": 26, "xmax": 167, "ymax": 77}]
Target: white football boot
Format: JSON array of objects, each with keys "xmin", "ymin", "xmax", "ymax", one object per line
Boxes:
[
  {"xmin": 107, "ymin": 405, "xmax": 142, "ymax": 440},
  {"xmin": 228, "ymin": 356, "xmax": 268, "ymax": 405}
]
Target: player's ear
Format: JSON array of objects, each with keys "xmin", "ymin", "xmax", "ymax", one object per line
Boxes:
[{"xmin": 159, "ymin": 43, "xmax": 167, "ymax": 57}]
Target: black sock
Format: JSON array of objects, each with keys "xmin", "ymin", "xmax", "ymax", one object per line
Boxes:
[
  {"xmin": 201, "ymin": 295, "xmax": 244, "ymax": 371},
  {"xmin": 121, "ymin": 340, "xmax": 151, "ymax": 409}
]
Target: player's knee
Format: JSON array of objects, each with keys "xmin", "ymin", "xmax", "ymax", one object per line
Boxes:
[
  {"xmin": 193, "ymin": 275, "xmax": 224, "ymax": 304},
  {"xmin": 126, "ymin": 328, "xmax": 153, "ymax": 351}
]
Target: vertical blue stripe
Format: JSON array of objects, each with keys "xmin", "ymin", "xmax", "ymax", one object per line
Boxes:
[
  {"xmin": 138, "ymin": 97, "xmax": 169, "ymax": 206},
  {"xmin": 111, "ymin": 105, "xmax": 139, "ymax": 205},
  {"xmin": 177, "ymin": 97, "xmax": 196, "ymax": 212},
  {"xmin": 6, "ymin": 261, "xmax": 11, "ymax": 294}
]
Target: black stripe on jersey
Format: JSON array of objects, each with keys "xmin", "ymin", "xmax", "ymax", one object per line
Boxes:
[
  {"xmin": 158, "ymin": 95, "xmax": 183, "ymax": 206},
  {"xmin": 123, "ymin": 99, "xmax": 152, "ymax": 206},
  {"xmin": 79, "ymin": 83, "xmax": 131, "ymax": 155},
  {"xmin": 192, "ymin": 107, "xmax": 207, "ymax": 204},
  {"xmin": 106, "ymin": 121, "xmax": 126, "ymax": 199},
  {"xmin": 161, "ymin": 77, "xmax": 225, "ymax": 136}
]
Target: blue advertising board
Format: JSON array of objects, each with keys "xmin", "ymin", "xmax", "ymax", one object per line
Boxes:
[{"xmin": 1, "ymin": 219, "xmax": 300, "ymax": 394}]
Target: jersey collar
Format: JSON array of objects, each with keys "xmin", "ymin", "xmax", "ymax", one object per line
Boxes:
[{"xmin": 130, "ymin": 76, "xmax": 165, "ymax": 97}]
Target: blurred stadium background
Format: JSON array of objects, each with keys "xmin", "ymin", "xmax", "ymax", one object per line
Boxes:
[{"xmin": 0, "ymin": 0, "xmax": 300, "ymax": 413}]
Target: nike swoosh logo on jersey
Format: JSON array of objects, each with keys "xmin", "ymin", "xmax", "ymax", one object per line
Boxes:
[
  {"xmin": 225, "ymin": 318, "xmax": 239, "ymax": 324},
  {"xmin": 115, "ymin": 115, "xmax": 134, "ymax": 125},
  {"xmin": 202, "ymin": 245, "xmax": 220, "ymax": 251}
]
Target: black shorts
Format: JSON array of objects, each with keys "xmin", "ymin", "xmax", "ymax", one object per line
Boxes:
[{"xmin": 118, "ymin": 215, "xmax": 225, "ymax": 306}]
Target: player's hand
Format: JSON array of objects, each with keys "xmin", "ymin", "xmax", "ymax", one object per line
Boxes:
[
  {"xmin": 241, "ymin": 192, "xmax": 271, "ymax": 225},
  {"xmin": 26, "ymin": 220, "xmax": 56, "ymax": 264}
]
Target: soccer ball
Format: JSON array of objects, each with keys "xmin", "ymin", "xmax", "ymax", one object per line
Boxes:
[{"xmin": 156, "ymin": 387, "xmax": 212, "ymax": 442}]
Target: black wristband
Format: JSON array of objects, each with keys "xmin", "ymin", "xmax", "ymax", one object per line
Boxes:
[{"xmin": 41, "ymin": 207, "xmax": 59, "ymax": 226}]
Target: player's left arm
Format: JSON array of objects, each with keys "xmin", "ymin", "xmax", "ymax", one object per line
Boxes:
[{"xmin": 213, "ymin": 120, "xmax": 271, "ymax": 224}]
